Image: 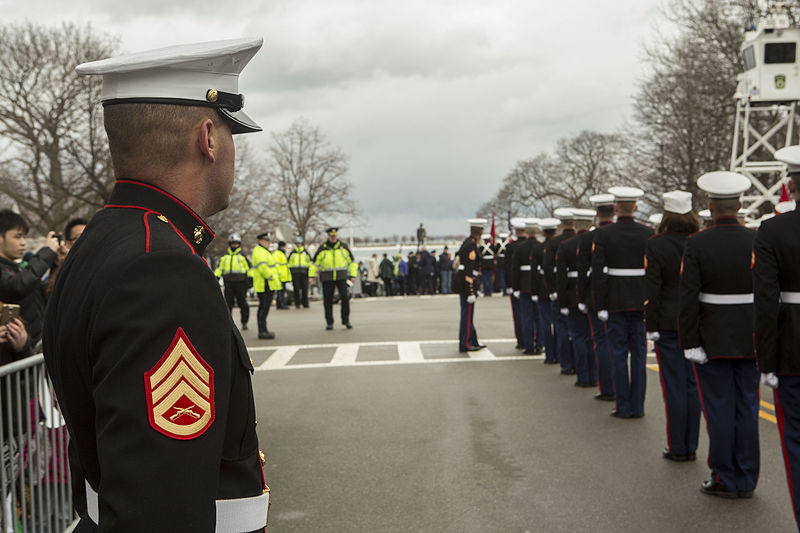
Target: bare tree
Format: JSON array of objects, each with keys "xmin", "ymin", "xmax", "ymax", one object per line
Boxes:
[
  {"xmin": 266, "ymin": 118, "xmax": 357, "ymax": 242},
  {"xmin": 0, "ymin": 22, "xmax": 118, "ymax": 233}
]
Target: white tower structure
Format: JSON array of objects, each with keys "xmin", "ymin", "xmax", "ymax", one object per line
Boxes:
[{"xmin": 731, "ymin": 2, "xmax": 800, "ymax": 212}]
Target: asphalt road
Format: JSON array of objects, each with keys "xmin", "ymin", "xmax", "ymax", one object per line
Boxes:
[{"xmin": 237, "ymin": 293, "xmax": 796, "ymax": 532}]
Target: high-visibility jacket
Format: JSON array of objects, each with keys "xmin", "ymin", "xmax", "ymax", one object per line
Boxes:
[
  {"xmin": 214, "ymin": 247, "xmax": 250, "ymax": 283},
  {"xmin": 313, "ymin": 240, "xmax": 357, "ymax": 281},
  {"xmin": 309, "ymin": 262, "xmax": 318, "ymax": 278},
  {"xmin": 250, "ymin": 245, "xmax": 282, "ymax": 292},
  {"xmin": 273, "ymin": 249, "xmax": 291, "ymax": 283},
  {"xmin": 288, "ymin": 246, "xmax": 312, "ymax": 275}
]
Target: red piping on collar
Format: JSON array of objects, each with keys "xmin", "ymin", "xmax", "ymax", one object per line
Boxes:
[
  {"xmin": 114, "ymin": 180, "xmax": 214, "ymax": 237},
  {"xmin": 105, "ymin": 204, "xmax": 195, "ymax": 255}
]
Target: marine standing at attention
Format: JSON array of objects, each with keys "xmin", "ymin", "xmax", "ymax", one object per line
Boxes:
[{"xmin": 455, "ymin": 219, "xmax": 487, "ymax": 352}]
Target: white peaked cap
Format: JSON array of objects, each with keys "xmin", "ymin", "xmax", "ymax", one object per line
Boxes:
[
  {"xmin": 698, "ymin": 209, "xmax": 712, "ymax": 220},
  {"xmin": 608, "ymin": 186, "xmax": 645, "ymax": 201},
  {"xmin": 499, "ymin": 232, "xmax": 509, "ymax": 239},
  {"xmin": 539, "ymin": 218, "xmax": 560, "ymax": 230},
  {"xmin": 481, "ymin": 233, "xmax": 491, "ymax": 240},
  {"xmin": 775, "ymin": 200, "xmax": 796, "ymax": 214},
  {"xmin": 468, "ymin": 218, "xmax": 487, "ymax": 229},
  {"xmin": 510, "ymin": 217, "xmax": 527, "ymax": 230},
  {"xmin": 525, "ymin": 218, "xmax": 541, "ymax": 230},
  {"xmin": 571, "ymin": 208, "xmax": 596, "ymax": 221},
  {"xmin": 662, "ymin": 190, "xmax": 693, "ymax": 214},
  {"xmin": 590, "ymin": 193, "xmax": 615, "ymax": 207},
  {"xmin": 697, "ymin": 171, "xmax": 751, "ymax": 199},
  {"xmin": 553, "ymin": 207, "xmax": 575, "ymax": 220},
  {"xmin": 775, "ymin": 145, "xmax": 800, "ymax": 173},
  {"xmin": 76, "ymin": 38, "xmax": 264, "ymax": 134},
  {"xmin": 649, "ymin": 213, "xmax": 663, "ymax": 225}
]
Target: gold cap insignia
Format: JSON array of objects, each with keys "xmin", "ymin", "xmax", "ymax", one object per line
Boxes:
[
  {"xmin": 194, "ymin": 226, "xmax": 204, "ymax": 245},
  {"xmin": 206, "ymin": 89, "xmax": 219, "ymax": 103},
  {"xmin": 157, "ymin": 215, "xmax": 169, "ymax": 224}
]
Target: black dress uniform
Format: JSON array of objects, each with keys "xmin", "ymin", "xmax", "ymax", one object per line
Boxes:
[
  {"xmin": 512, "ymin": 234, "xmax": 537, "ymax": 354},
  {"xmin": 754, "ymin": 201, "xmax": 800, "ymax": 519},
  {"xmin": 592, "ymin": 216, "xmax": 653, "ymax": 417},
  {"xmin": 43, "ymin": 181, "xmax": 268, "ymax": 532},
  {"xmin": 679, "ymin": 217, "xmax": 758, "ymax": 497},
  {"xmin": 455, "ymin": 232, "xmax": 483, "ymax": 351},
  {"xmin": 504, "ymin": 235, "xmax": 522, "ymax": 348},
  {"xmin": 494, "ymin": 238, "xmax": 509, "ymax": 293},
  {"xmin": 558, "ymin": 229, "xmax": 595, "ymax": 385},
  {"xmin": 576, "ymin": 221, "xmax": 614, "ymax": 398},
  {"xmin": 646, "ymin": 231, "xmax": 700, "ymax": 459},
  {"xmin": 534, "ymin": 234, "xmax": 557, "ymax": 363},
  {"xmin": 544, "ymin": 227, "xmax": 576, "ymax": 372},
  {"xmin": 480, "ymin": 239, "xmax": 495, "ymax": 296}
]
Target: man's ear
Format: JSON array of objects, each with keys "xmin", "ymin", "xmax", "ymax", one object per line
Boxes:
[{"xmin": 198, "ymin": 118, "xmax": 217, "ymax": 163}]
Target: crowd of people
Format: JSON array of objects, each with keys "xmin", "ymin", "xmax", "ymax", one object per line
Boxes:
[{"xmin": 452, "ymin": 153, "xmax": 800, "ymax": 528}]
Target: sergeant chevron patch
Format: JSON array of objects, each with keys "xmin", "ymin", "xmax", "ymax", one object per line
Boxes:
[{"xmin": 144, "ymin": 327, "xmax": 214, "ymax": 440}]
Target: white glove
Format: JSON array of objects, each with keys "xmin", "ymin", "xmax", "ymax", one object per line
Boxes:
[
  {"xmin": 646, "ymin": 331, "xmax": 660, "ymax": 341},
  {"xmin": 346, "ymin": 280, "xmax": 353, "ymax": 287},
  {"xmin": 762, "ymin": 372, "xmax": 779, "ymax": 389},
  {"xmin": 597, "ymin": 310, "xmax": 609, "ymax": 322},
  {"xmin": 684, "ymin": 347, "xmax": 708, "ymax": 364},
  {"xmin": 549, "ymin": 292, "xmax": 557, "ymax": 302},
  {"xmin": 560, "ymin": 308, "xmax": 569, "ymax": 316},
  {"xmin": 531, "ymin": 295, "xmax": 539, "ymax": 302},
  {"xmin": 513, "ymin": 290, "xmax": 520, "ymax": 299},
  {"xmin": 506, "ymin": 288, "xmax": 514, "ymax": 295},
  {"xmin": 578, "ymin": 303, "xmax": 587, "ymax": 313},
  {"xmin": 466, "ymin": 295, "xmax": 476, "ymax": 304}
]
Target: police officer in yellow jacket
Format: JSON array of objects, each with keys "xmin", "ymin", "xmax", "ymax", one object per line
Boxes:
[
  {"xmin": 288, "ymin": 235, "xmax": 312, "ymax": 308},
  {"xmin": 273, "ymin": 241, "xmax": 291, "ymax": 310},
  {"xmin": 214, "ymin": 232, "xmax": 252, "ymax": 330},
  {"xmin": 251, "ymin": 232, "xmax": 282, "ymax": 339},
  {"xmin": 313, "ymin": 227, "xmax": 357, "ymax": 329}
]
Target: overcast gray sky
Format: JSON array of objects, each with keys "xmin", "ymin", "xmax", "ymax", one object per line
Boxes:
[{"xmin": 3, "ymin": 0, "xmax": 666, "ymax": 237}]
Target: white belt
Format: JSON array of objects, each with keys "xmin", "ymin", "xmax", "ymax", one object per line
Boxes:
[
  {"xmin": 86, "ymin": 481, "xmax": 270, "ymax": 531},
  {"xmin": 699, "ymin": 292, "xmax": 754, "ymax": 304},
  {"xmin": 567, "ymin": 271, "xmax": 578, "ymax": 279},
  {"xmin": 606, "ymin": 268, "xmax": 645, "ymax": 277},
  {"xmin": 458, "ymin": 265, "xmax": 465, "ymax": 270},
  {"xmin": 782, "ymin": 291, "xmax": 800, "ymax": 304},
  {"xmin": 498, "ymin": 254, "xmax": 505, "ymax": 258},
  {"xmin": 520, "ymin": 265, "xmax": 531, "ymax": 271}
]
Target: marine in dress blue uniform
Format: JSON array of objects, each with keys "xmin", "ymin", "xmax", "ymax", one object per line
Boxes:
[
  {"xmin": 505, "ymin": 219, "xmax": 527, "ymax": 349},
  {"xmin": 578, "ymin": 194, "xmax": 616, "ymax": 401},
  {"xmin": 558, "ymin": 209, "xmax": 597, "ymax": 387},
  {"xmin": 592, "ymin": 187, "xmax": 653, "ymax": 418},
  {"xmin": 480, "ymin": 233, "xmax": 495, "ymax": 296},
  {"xmin": 756, "ymin": 146, "xmax": 800, "ymax": 523},
  {"xmin": 680, "ymin": 171, "xmax": 758, "ymax": 499},
  {"xmin": 42, "ymin": 39, "xmax": 270, "ymax": 532},
  {"xmin": 535, "ymin": 219, "xmax": 560, "ymax": 364},
  {"xmin": 545, "ymin": 208, "xmax": 577, "ymax": 374},
  {"xmin": 645, "ymin": 191, "xmax": 701, "ymax": 461},
  {"xmin": 456, "ymin": 219, "xmax": 487, "ymax": 352},
  {"xmin": 511, "ymin": 219, "xmax": 541, "ymax": 355}
]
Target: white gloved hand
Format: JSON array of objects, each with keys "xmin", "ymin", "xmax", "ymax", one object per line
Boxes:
[
  {"xmin": 513, "ymin": 291, "xmax": 520, "ymax": 299},
  {"xmin": 684, "ymin": 347, "xmax": 708, "ymax": 364},
  {"xmin": 578, "ymin": 303, "xmax": 587, "ymax": 314},
  {"xmin": 346, "ymin": 280, "xmax": 354, "ymax": 287},
  {"xmin": 646, "ymin": 331, "xmax": 660, "ymax": 342},
  {"xmin": 762, "ymin": 372, "xmax": 779, "ymax": 389},
  {"xmin": 506, "ymin": 288, "xmax": 514, "ymax": 295},
  {"xmin": 597, "ymin": 310, "xmax": 609, "ymax": 322},
  {"xmin": 531, "ymin": 295, "xmax": 539, "ymax": 302},
  {"xmin": 549, "ymin": 292, "xmax": 557, "ymax": 302},
  {"xmin": 560, "ymin": 308, "xmax": 569, "ymax": 316},
  {"xmin": 466, "ymin": 295, "xmax": 476, "ymax": 304}
]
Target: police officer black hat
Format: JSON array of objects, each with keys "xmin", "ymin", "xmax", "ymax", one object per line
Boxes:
[
  {"xmin": 256, "ymin": 231, "xmax": 272, "ymax": 240},
  {"xmin": 326, "ymin": 227, "xmax": 339, "ymax": 236}
]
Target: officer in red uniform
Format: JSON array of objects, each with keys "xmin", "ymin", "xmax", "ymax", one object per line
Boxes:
[
  {"xmin": 756, "ymin": 146, "xmax": 800, "ymax": 524},
  {"xmin": 680, "ymin": 171, "xmax": 758, "ymax": 499},
  {"xmin": 42, "ymin": 39, "xmax": 270, "ymax": 532}
]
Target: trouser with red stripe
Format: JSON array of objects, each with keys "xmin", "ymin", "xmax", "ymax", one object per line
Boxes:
[
  {"xmin": 607, "ymin": 311, "xmax": 646, "ymax": 415},
  {"xmin": 774, "ymin": 377, "xmax": 800, "ymax": 528},
  {"xmin": 694, "ymin": 359, "xmax": 759, "ymax": 493},
  {"xmin": 655, "ymin": 331, "xmax": 700, "ymax": 455},
  {"xmin": 588, "ymin": 310, "xmax": 614, "ymax": 395},
  {"xmin": 458, "ymin": 294, "xmax": 479, "ymax": 350}
]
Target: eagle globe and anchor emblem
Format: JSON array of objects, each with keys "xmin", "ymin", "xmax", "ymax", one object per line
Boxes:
[{"xmin": 776, "ymin": 74, "xmax": 787, "ymax": 89}]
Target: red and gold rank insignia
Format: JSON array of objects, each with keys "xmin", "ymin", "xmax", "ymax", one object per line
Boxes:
[
  {"xmin": 144, "ymin": 328, "xmax": 214, "ymax": 440},
  {"xmin": 751, "ymin": 250, "xmax": 756, "ymax": 269}
]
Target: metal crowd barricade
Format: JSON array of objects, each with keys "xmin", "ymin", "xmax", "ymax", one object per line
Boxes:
[{"xmin": 1, "ymin": 354, "xmax": 74, "ymax": 533}]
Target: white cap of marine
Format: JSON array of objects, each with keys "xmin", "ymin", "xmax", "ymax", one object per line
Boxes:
[
  {"xmin": 648, "ymin": 213, "xmax": 663, "ymax": 225},
  {"xmin": 571, "ymin": 208, "xmax": 596, "ymax": 221},
  {"xmin": 525, "ymin": 218, "xmax": 540, "ymax": 230},
  {"xmin": 608, "ymin": 186, "xmax": 644, "ymax": 202},
  {"xmin": 468, "ymin": 218, "xmax": 487, "ymax": 229},
  {"xmin": 553, "ymin": 207, "xmax": 575, "ymax": 221},
  {"xmin": 510, "ymin": 217, "xmax": 527, "ymax": 230},
  {"xmin": 697, "ymin": 171, "xmax": 751, "ymax": 199},
  {"xmin": 698, "ymin": 209, "xmax": 712, "ymax": 221},
  {"xmin": 662, "ymin": 190, "xmax": 693, "ymax": 214},
  {"xmin": 76, "ymin": 38, "xmax": 264, "ymax": 134},
  {"xmin": 775, "ymin": 145, "xmax": 800, "ymax": 173},
  {"xmin": 775, "ymin": 200, "xmax": 796, "ymax": 214},
  {"xmin": 539, "ymin": 218, "xmax": 560, "ymax": 231},
  {"xmin": 589, "ymin": 194, "xmax": 615, "ymax": 207}
]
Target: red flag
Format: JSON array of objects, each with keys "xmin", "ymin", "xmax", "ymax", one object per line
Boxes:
[
  {"xmin": 781, "ymin": 181, "xmax": 791, "ymax": 202},
  {"xmin": 490, "ymin": 211, "xmax": 496, "ymax": 244}
]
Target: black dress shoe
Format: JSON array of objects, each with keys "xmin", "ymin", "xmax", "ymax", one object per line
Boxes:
[
  {"xmin": 515, "ymin": 344, "xmax": 523, "ymax": 350},
  {"xmin": 325, "ymin": 324, "xmax": 333, "ymax": 330},
  {"xmin": 560, "ymin": 368, "xmax": 576, "ymax": 375},
  {"xmin": 523, "ymin": 349, "xmax": 537, "ymax": 355},
  {"xmin": 533, "ymin": 346, "xmax": 543, "ymax": 355},
  {"xmin": 738, "ymin": 490, "xmax": 754, "ymax": 499},
  {"xmin": 258, "ymin": 331, "xmax": 275, "ymax": 340},
  {"xmin": 662, "ymin": 448, "xmax": 691, "ymax": 462},
  {"xmin": 543, "ymin": 359, "xmax": 559, "ymax": 365},
  {"xmin": 700, "ymin": 480, "xmax": 738, "ymax": 499},
  {"xmin": 242, "ymin": 323, "xmax": 248, "ymax": 330},
  {"xmin": 467, "ymin": 346, "xmax": 482, "ymax": 352},
  {"xmin": 595, "ymin": 393, "xmax": 616, "ymax": 401},
  {"xmin": 574, "ymin": 381, "xmax": 595, "ymax": 388},
  {"xmin": 475, "ymin": 344, "xmax": 486, "ymax": 349},
  {"xmin": 344, "ymin": 322, "xmax": 353, "ymax": 329},
  {"xmin": 631, "ymin": 412, "xmax": 644, "ymax": 418},
  {"xmin": 610, "ymin": 409, "xmax": 633, "ymax": 419}
]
